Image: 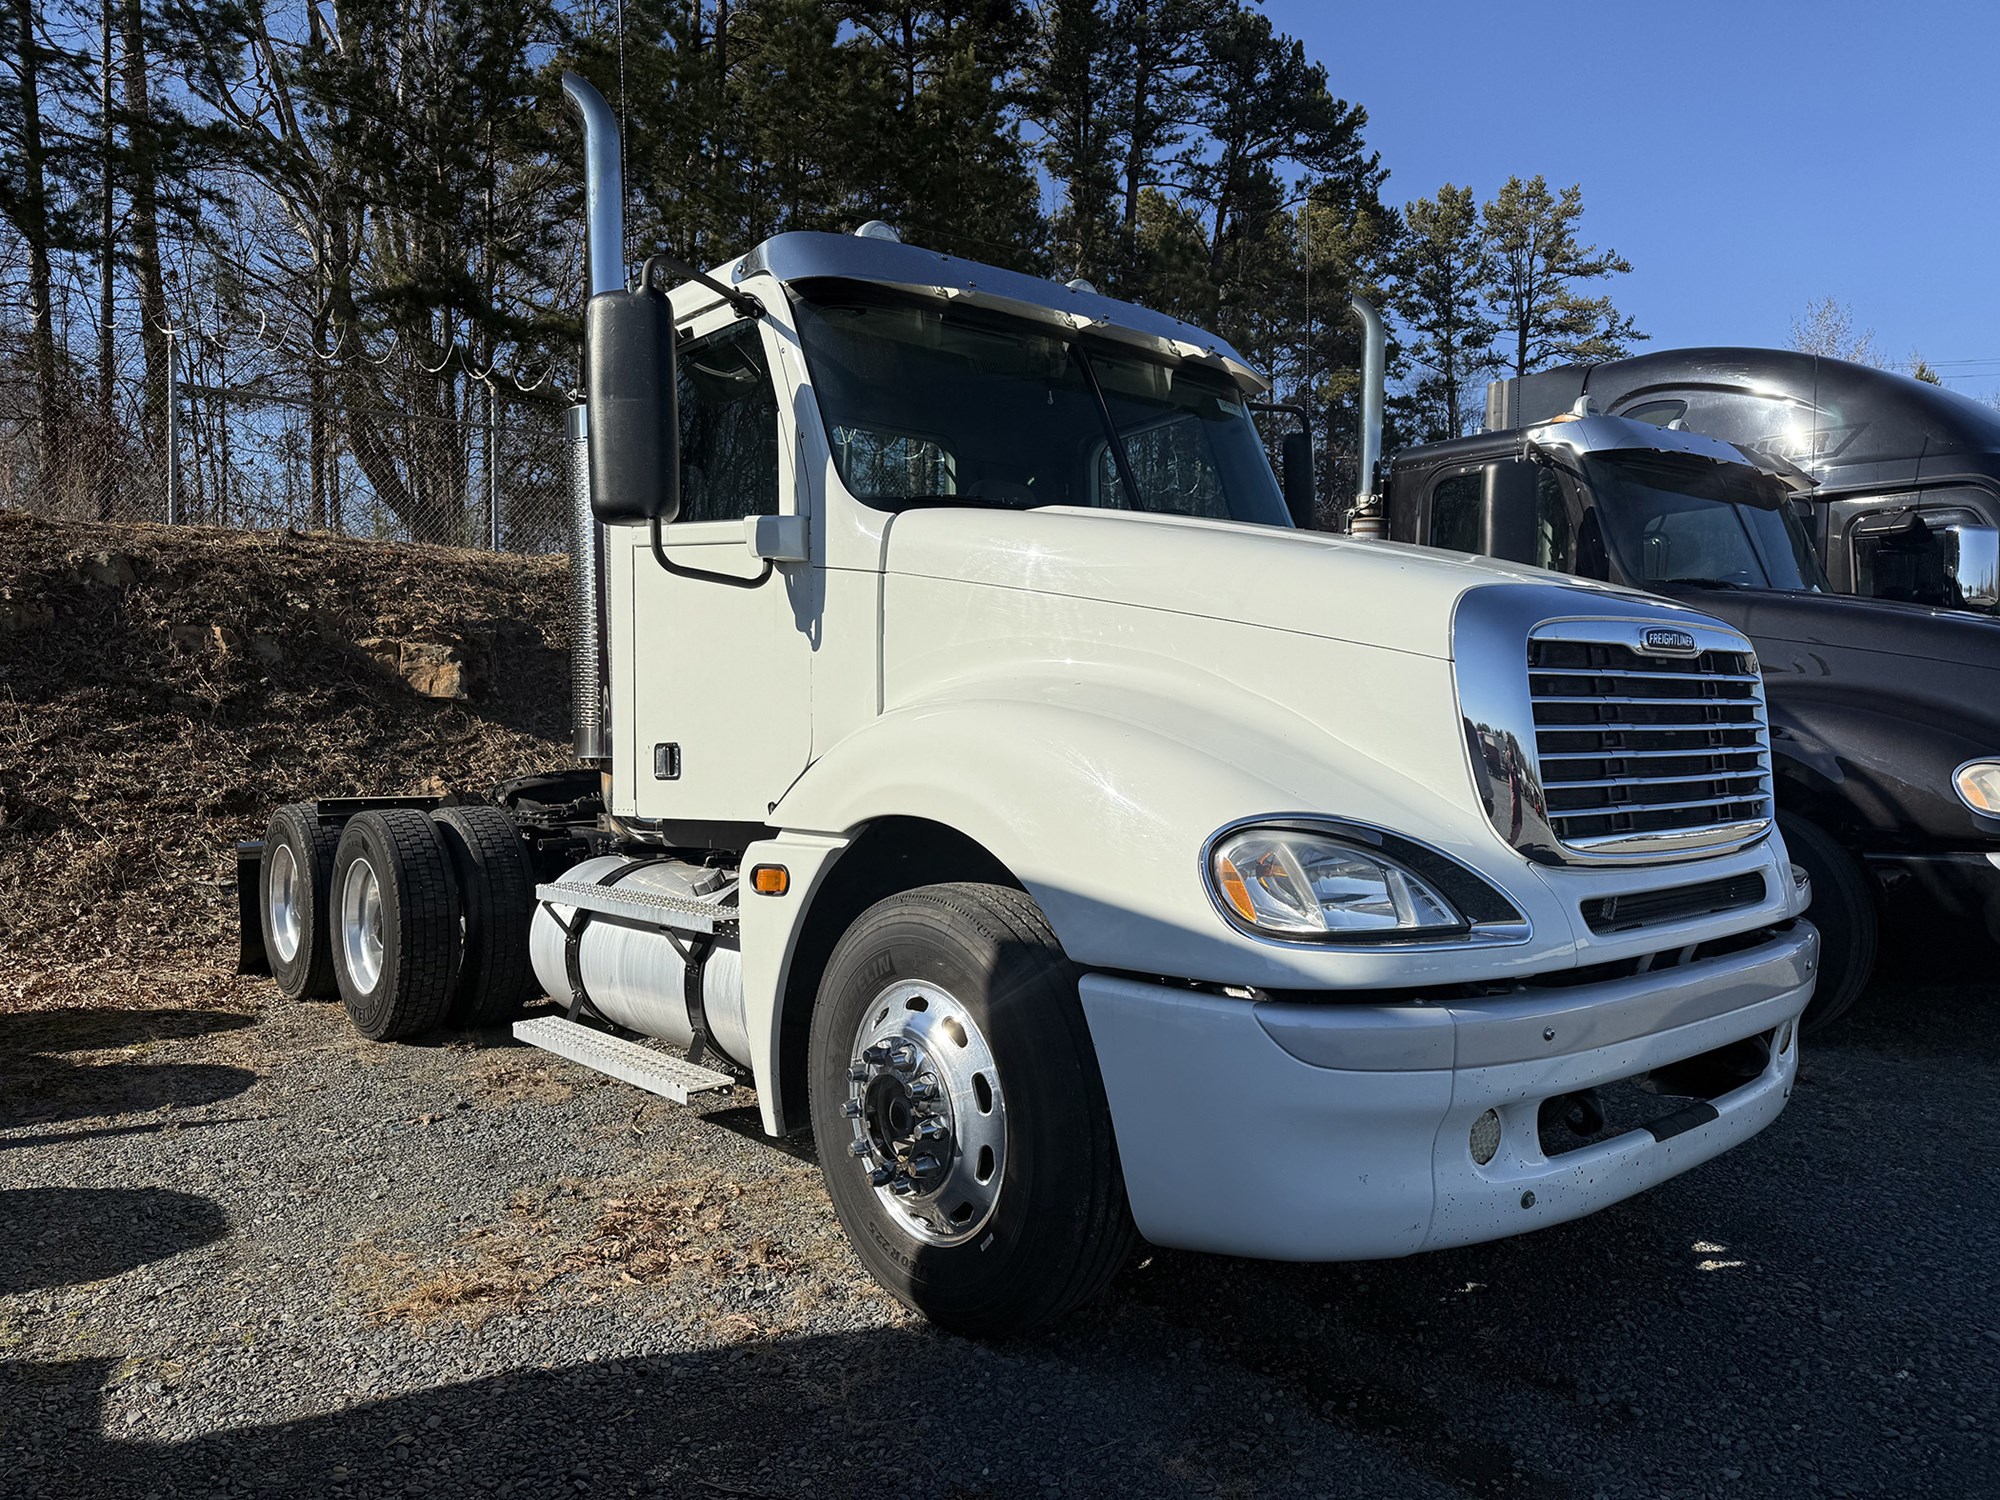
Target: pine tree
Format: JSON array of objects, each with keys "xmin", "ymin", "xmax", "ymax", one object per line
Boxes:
[
  {"xmin": 1393, "ymin": 183, "xmax": 1497, "ymax": 440},
  {"xmin": 1110, "ymin": 0, "xmax": 1222, "ymax": 292},
  {"xmin": 1483, "ymin": 174, "xmax": 1641, "ymax": 378},
  {"xmin": 1, "ymin": 0, "xmax": 90, "ymax": 465},
  {"xmin": 1185, "ymin": 5, "xmax": 1377, "ymax": 346},
  {"xmin": 1029, "ymin": 0, "xmax": 1122, "ymax": 282}
]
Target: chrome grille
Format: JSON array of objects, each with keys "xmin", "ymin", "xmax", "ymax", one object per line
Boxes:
[{"xmin": 1528, "ymin": 636, "xmax": 1772, "ymax": 858}]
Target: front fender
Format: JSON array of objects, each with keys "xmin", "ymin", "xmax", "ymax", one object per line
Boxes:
[{"xmin": 772, "ymin": 670, "xmax": 1577, "ymax": 991}]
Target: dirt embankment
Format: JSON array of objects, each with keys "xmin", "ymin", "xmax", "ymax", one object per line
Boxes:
[{"xmin": 0, "ymin": 513, "xmax": 572, "ymax": 995}]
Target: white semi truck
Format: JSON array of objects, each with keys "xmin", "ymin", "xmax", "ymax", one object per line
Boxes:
[{"xmin": 238, "ymin": 75, "xmax": 1819, "ymax": 1335}]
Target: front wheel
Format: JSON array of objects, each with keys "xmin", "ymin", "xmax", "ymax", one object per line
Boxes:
[
  {"xmin": 1780, "ymin": 811, "xmax": 1878, "ymax": 1032},
  {"xmin": 807, "ymin": 883, "xmax": 1135, "ymax": 1336}
]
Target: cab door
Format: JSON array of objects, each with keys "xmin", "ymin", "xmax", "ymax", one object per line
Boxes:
[{"xmin": 623, "ymin": 300, "xmax": 817, "ymax": 828}]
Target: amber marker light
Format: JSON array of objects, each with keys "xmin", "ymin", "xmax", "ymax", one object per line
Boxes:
[
  {"xmin": 1215, "ymin": 854, "xmax": 1257, "ymax": 922},
  {"xmin": 750, "ymin": 864, "xmax": 790, "ymax": 896},
  {"xmin": 1954, "ymin": 760, "xmax": 2000, "ymax": 815}
]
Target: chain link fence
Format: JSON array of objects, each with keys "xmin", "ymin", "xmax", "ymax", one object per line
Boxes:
[{"xmin": 0, "ymin": 338, "xmax": 573, "ymax": 554}]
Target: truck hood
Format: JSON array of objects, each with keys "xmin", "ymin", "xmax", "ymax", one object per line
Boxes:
[
  {"xmin": 881, "ymin": 506, "xmax": 1677, "ymax": 659},
  {"xmin": 1655, "ymin": 583, "xmax": 2000, "ymax": 845},
  {"xmin": 1653, "ymin": 583, "xmax": 2000, "ymax": 669}
]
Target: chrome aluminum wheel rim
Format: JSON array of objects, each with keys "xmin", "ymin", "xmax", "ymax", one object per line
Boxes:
[
  {"xmin": 845, "ymin": 980, "xmax": 1007, "ymax": 1245},
  {"xmin": 265, "ymin": 842, "xmax": 304, "ymax": 965},
  {"xmin": 339, "ymin": 857, "xmax": 385, "ymax": 996}
]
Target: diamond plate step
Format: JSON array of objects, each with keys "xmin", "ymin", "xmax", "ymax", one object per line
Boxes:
[
  {"xmin": 537, "ymin": 880, "xmax": 739, "ymax": 936},
  {"xmin": 512, "ymin": 1016, "xmax": 734, "ymax": 1104}
]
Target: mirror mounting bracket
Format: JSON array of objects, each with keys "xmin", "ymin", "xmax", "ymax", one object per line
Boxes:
[{"xmin": 641, "ymin": 253, "xmax": 763, "ymax": 321}]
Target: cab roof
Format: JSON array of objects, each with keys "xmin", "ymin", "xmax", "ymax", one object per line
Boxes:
[{"xmin": 716, "ymin": 230, "xmax": 1267, "ymax": 394}]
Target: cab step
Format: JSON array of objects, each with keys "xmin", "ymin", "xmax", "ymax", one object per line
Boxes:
[
  {"xmin": 512, "ymin": 1015, "xmax": 735, "ymax": 1104},
  {"xmin": 535, "ymin": 879, "xmax": 740, "ymax": 936}
]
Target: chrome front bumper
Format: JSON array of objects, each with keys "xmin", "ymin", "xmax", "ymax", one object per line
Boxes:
[{"xmin": 1080, "ymin": 921, "xmax": 1817, "ymax": 1261}]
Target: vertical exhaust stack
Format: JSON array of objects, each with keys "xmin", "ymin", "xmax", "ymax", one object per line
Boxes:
[
  {"xmin": 1348, "ymin": 295, "xmax": 1387, "ymax": 539},
  {"xmin": 562, "ymin": 72, "xmax": 624, "ymax": 765}
]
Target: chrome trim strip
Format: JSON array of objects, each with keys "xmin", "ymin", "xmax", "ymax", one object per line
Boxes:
[
  {"xmin": 1560, "ymin": 819, "xmax": 1775, "ymax": 858},
  {"xmin": 1533, "ymin": 669, "xmax": 1761, "ymax": 685},
  {"xmin": 1547, "ymin": 771, "xmax": 1767, "ymax": 791},
  {"xmin": 1551, "ymin": 793, "xmax": 1767, "ymax": 819},
  {"xmin": 1533, "ymin": 694, "xmax": 1759, "ymax": 707}
]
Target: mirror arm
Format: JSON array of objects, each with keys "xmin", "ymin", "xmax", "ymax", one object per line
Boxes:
[
  {"xmin": 641, "ymin": 253, "xmax": 763, "ymax": 321},
  {"xmin": 650, "ymin": 515, "xmax": 774, "ymax": 589},
  {"xmin": 1247, "ymin": 399, "xmax": 1311, "ymax": 437}
]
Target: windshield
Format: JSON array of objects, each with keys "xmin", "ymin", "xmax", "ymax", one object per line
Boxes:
[
  {"xmin": 790, "ymin": 286, "xmax": 1291, "ymax": 526},
  {"xmin": 1581, "ymin": 452, "xmax": 1828, "ymax": 592}
]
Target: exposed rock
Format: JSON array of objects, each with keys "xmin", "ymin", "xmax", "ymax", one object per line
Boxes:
[
  {"xmin": 77, "ymin": 550, "xmax": 140, "ymax": 589},
  {"xmin": 398, "ymin": 641, "xmax": 468, "ymax": 700}
]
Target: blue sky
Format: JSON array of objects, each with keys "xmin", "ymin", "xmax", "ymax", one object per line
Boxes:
[{"xmin": 1264, "ymin": 0, "xmax": 2000, "ymax": 398}]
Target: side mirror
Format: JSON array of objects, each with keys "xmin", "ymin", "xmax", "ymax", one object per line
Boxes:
[
  {"xmin": 1942, "ymin": 524, "xmax": 2000, "ymax": 610},
  {"xmin": 1481, "ymin": 460, "xmax": 1543, "ymax": 564},
  {"xmin": 584, "ymin": 286, "xmax": 679, "ymax": 524},
  {"xmin": 1281, "ymin": 430, "xmax": 1315, "ymax": 529}
]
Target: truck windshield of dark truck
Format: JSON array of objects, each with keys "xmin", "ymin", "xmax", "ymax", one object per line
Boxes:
[
  {"xmin": 1584, "ymin": 453, "xmax": 1828, "ymax": 592},
  {"xmin": 789, "ymin": 284, "xmax": 1291, "ymax": 526}
]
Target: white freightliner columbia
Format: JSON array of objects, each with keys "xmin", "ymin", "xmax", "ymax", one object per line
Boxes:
[{"xmin": 241, "ymin": 75, "xmax": 1818, "ymax": 1334}]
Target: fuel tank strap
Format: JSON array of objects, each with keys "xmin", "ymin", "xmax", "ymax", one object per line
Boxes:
[{"xmin": 555, "ymin": 858, "xmax": 665, "ymax": 1025}]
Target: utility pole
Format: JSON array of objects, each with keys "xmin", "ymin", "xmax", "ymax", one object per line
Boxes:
[
  {"xmin": 487, "ymin": 382, "xmax": 501, "ymax": 550},
  {"xmin": 97, "ymin": 0, "xmax": 117, "ymax": 519},
  {"xmin": 164, "ymin": 328, "xmax": 179, "ymax": 524}
]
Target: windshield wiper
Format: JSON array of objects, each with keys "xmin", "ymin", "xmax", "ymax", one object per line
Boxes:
[
  {"xmin": 880, "ymin": 492, "xmax": 1041, "ymax": 513},
  {"xmin": 1655, "ymin": 576, "xmax": 1746, "ymax": 589}
]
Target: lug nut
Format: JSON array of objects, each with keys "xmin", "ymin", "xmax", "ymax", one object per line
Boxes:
[
  {"xmin": 909, "ymin": 1154, "xmax": 942, "ymax": 1176},
  {"xmin": 913, "ymin": 1118, "xmax": 948, "ymax": 1143},
  {"xmin": 888, "ymin": 1174, "xmax": 919, "ymax": 1196},
  {"xmin": 888, "ymin": 1040, "xmax": 918, "ymax": 1072},
  {"xmin": 842, "ymin": 1099, "xmax": 862, "ymax": 1119},
  {"xmin": 909, "ymin": 1073, "xmax": 939, "ymax": 1101},
  {"xmin": 861, "ymin": 1044, "xmax": 893, "ymax": 1066},
  {"xmin": 869, "ymin": 1166, "xmax": 896, "ymax": 1187},
  {"xmin": 848, "ymin": 1138, "xmax": 872, "ymax": 1158},
  {"xmin": 848, "ymin": 1064, "xmax": 869, "ymax": 1082}
]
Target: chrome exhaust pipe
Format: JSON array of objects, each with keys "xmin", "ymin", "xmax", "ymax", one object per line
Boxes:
[
  {"xmin": 563, "ymin": 72, "xmax": 626, "ymax": 298},
  {"xmin": 1348, "ymin": 295, "xmax": 1387, "ymax": 539},
  {"xmin": 561, "ymin": 72, "xmax": 623, "ymax": 765}
]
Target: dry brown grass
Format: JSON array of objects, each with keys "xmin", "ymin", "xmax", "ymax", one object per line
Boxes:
[{"xmin": 341, "ymin": 1169, "xmax": 828, "ymax": 1332}]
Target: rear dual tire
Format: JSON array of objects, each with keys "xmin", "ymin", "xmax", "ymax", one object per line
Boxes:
[
  {"xmin": 331, "ymin": 809, "xmax": 462, "ymax": 1041},
  {"xmin": 259, "ymin": 804, "xmax": 342, "ymax": 1001},
  {"xmin": 430, "ymin": 806, "xmax": 537, "ymax": 1027}
]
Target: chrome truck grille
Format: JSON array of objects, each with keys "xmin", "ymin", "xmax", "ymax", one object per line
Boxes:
[
  {"xmin": 1455, "ymin": 589, "xmax": 1775, "ymax": 866},
  {"xmin": 1528, "ymin": 633, "xmax": 1772, "ymax": 858}
]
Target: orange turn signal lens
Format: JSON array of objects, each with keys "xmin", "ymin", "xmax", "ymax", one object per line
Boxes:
[
  {"xmin": 749, "ymin": 864, "xmax": 790, "ymax": 896},
  {"xmin": 1215, "ymin": 856, "xmax": 1256, "ymax": 921}
]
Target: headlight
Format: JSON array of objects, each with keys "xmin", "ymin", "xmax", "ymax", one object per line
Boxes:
[
  {"xmin": 1954, "ymin": 760, "xmax": 2000, "ymax": 816},
  {"xmin": 1209, "ymin": 826, "xmax": 1468, "ymax": 940}
]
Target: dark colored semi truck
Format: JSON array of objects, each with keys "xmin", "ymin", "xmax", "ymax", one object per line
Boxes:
[
  {"xmin": 1485, "ymin": 348, "xmax": 2000, "ymax": 616},
  {"xmin": 1361, "ymin": 379, "xmax": 2000, "ymax": 1028}
]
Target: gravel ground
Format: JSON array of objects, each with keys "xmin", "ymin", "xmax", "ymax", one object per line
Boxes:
[{"xmin": 2, "ymin": 947, "xmax": 1995, "ymax": 1500}]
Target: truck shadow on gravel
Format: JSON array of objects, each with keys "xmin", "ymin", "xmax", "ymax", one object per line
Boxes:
[
  {"xmin": 0, "ymin": 1188, "xmax": 231, "ymax": 1297},
  {"xmin": 1, "ymin": 1323, "xmax": 1458, "ymax": 1500},
  {"xmin": 0, "ymin": 1008, "xmax": 257, "ymax": 1128}
]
